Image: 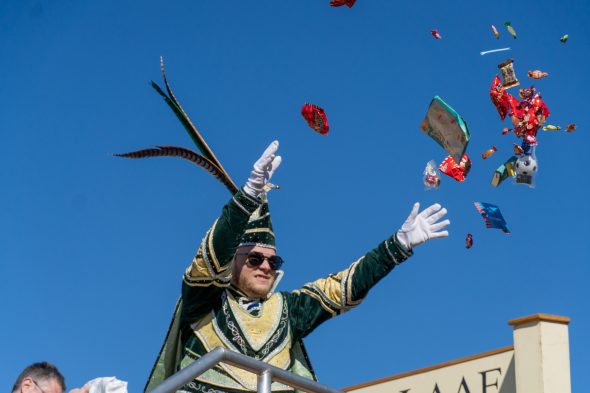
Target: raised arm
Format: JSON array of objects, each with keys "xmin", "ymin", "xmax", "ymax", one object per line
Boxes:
[
  {"xmin": 181, "ymin": 141, "xmax": 282, "ymax": 322},
  {"xmin": 286, "ymin": 202, "xmax": 450, "ymax": 341}
]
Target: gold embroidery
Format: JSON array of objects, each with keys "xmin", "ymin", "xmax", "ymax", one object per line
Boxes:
[
  {"xmin": 192, "ymin": 300, "xmax": 292, "ymax": 390},
  {"xmin": 227, "ymin": 292, "xmax": 283, "ymax": 351}
]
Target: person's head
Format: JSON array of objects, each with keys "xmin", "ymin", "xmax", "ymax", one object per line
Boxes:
[
  {"xmin": 12, "ymin": 362, "xmax": 66, "ymax": 393},
  {"xmin": 231, "ymin": 245, "xmax": 283, "ymax": 298}
]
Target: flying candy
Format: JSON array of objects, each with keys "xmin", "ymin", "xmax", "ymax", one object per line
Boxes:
[
  {"xmin": 438, "ymin": 154, "xmax": 472, "ymax": 182},
  {"xmin": 480, "ymin": 47, "xmax": 511, "ymax": 56},
  {"xmin": 560, "ymin": 34, "xmax": 569, "ymax": 43},
  {"xmin": 498, "ymin": 59, "xmax": 519, "ymax": 89},
  {"xmin": 514, "ymin": 149, "xmax": 538, "ymax": 188},
  {"xmin": 301, "ymin": 103, "xmax": 329, "ymax": 135},
  {"xmin": 490, "ymin": 76, "xmax": 550, "ymax": 137},
  {"xmin": 491, "ymin": 156, "xmax": 517, "ymax": 187},
  {"xmin": 431, "ymin": 29, "xmax": 442, "ymax": 40},
  {"xmin": 491, "ymin": 25, "xmax": 499, "ymax": 39},
  {"xmin": 482, "ymin": 146, "xmax": 497, "ymax": 159},
  {"xmin": 420, "ymin": 96, "xmax": 471, "ymax": 164},
  {"xmin": 542, "ymin": 125, "xmax": 560, "ymax": 131},
  {"xmin": 566, "ymin": 123, "xmax": 576, "ymax": 132},
  {"xmin": 504, "ymin": 21, "xmax": 517, "ymax": 39},
  {"xmin": 423, "ymin": 160, "xmax": 441, "ymax": 190},
  {"xmin": 474, "ymin": 202, "xmax": 510, "ymax": 233},
  {"xmin": 513, "ymin": 144, "xmax": 524, "ymax": 155},
  {"xmin": 465, "ymin": 234, "xmax": 473, "ymax": 249},
  {"xmin": 527, "ymin": 70, "xmax": 549, "ymax": 80}
]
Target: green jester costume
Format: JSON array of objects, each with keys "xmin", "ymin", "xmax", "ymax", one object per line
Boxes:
[
  {"xmin": 130, "ymin": 64, "xmax": 449, "ymax": 393},
  {"xmin": 145, "ymin": 189, "xmax": 414, "ymax": 393}
]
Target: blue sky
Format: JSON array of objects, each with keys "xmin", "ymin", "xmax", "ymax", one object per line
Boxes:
[{"xmin": 1, "ymin": 0, "xmax": 589, "ymax": 391}]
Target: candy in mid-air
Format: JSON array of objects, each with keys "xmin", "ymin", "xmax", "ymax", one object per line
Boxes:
[
  {"xmin": 480, "ymin": 47, "xmax": 511, "ymax": 56},
  {"xmin": 465, "ymin": 234, "xmax": 473, "ymax": 249},
  {"xmin": 566, "ymin": 123, "xmax": 576, "ymax": 132},
  {"xmin": 498, "ymin": 59, "xmax": 519, "ymax": 89},
  {"xmin": 438, "ymin": 154, "xmax": 472, "ymax": 182},
  {"xmin": 301, "ymin": 103, "xmax": 329, "ymax": 135},
  {"xmin": 527, "ymin": 70, "xmax": 549, "ymax": 79},
  {"xmin": 491, "ymin": 25, "xmax": 500, "ymax": 39},
  {"xmin": 423, "ymin": 160, "xmax": 441, "ymax": 190},
  {"xmin": 420, "ymin": 96, "xmax": 471, "ymax": 164},
  {"xmin": 504, "ymin": 21, "xmax": 517, "ymax": 39},
  {"xmin": 513, "ymin": 143, "xmax": 524, "ymax": 155},
  {"xmin": 514, "ymin": 152, "xmax": 538, "ymax": 187},
  {"xmin": 560, "ymin": 34, "xmax": 569, "ymax": 43},
  {"xmin": 474, "ymin": 202, "xmax": 510, "ymax": 233},
  {"xmin": 491, "ymin": 156, "xmax": 517, "ymax": 187},
  {"xmin": 431, "ymin": 29, "xmax": 442, "ymax": 39},
  {"xmin": 542, "ymin": 124, "xmax": 560, "ymax": 131},
  {"xmin": 482, "ymin": 146, "xmax": 498, "ymax": 159},
  {"xmin": 330, "ymin": 0, "xmax": 356, "ymax": 7}
]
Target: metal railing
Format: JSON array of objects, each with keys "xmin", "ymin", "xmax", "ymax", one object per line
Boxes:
[{"xmin": 147, "ymin": 347, "xmax": 343, "ymax": 393}]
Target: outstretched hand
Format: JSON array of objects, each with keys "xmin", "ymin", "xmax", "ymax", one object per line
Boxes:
[
  {"xmin": 396, "ymin": 202, "xmax": 450, "ymax": 250},
  {"xmin": 243, "ymin": 141, "xmax": 282, "ymax": 198}
]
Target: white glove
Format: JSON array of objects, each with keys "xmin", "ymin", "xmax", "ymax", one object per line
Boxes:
[
  {"xmin": 69, "ymin": 377, "xmax": 128, "ymax": 393},
  {"xmin": 396, "ymin": 202, "xmax": 450, "ymax": 250},
  {"xmin": 243, "ymin": 140, "xmax": 282, "ymax": 198}
]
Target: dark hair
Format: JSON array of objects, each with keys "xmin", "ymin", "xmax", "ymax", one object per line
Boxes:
[{"xmin": 12, "ymin": 362, "xmax": 66, "ymax": 393}]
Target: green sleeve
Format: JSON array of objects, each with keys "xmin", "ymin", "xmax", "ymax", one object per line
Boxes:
[
  {"xmin": 181, "ymin": 190, "xmax": 261, "ymax": 324},
  {"xmin": 285, "ymin": 235, "xmax": 413, "ymax": 341}
]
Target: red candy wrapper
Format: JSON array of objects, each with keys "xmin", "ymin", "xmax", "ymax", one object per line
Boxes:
[
  {"xmin": 301, "ymin": 103, "xmax": 329, "ymax": 135},
  {"xmin": 566, "ymin": 123, "xmax": 576, "ymax": 132},
  {"xmin": 431, "ymin": 29, "xmax": 442, "ymax": 39},
  {"xmin": 438, "ymin": 154, "xmax": 472, "ymax": 182},
  {"xmin": 490, "ymin": 76, "xmax": 551, "ymax": 138},
  {"xmin": 330, "ymin": 0, "xmax": 356, "ymax": 7},
  {"xmin": 466, "ymin": 234, "xmax": 473, "ymax": 249},
  {"xmin": 490, "ymin": 76, "xmax": 517, "ymax": 120}
]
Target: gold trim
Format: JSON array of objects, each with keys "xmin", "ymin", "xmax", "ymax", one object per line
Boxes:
[
  {"xmin": 244, "ymin": 228, "xmax": 275, "ymax": 236},
  {"xmin": 299, "ymin": 288, "xmax": 338, "ymax": 317},
  {"xmin": 207, "ymin": 220, "xmax": 222, "ymax": 272},
  {"xmin": 508, "ymin": 314, "xmax": 570, "ymax": 327},
  {"xmin": 342, "ymin": 346, "xmax": 514, "ymax": 392}
]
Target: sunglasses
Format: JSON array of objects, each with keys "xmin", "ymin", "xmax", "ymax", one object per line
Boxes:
[{"xmin": 236, "ymin": 251, "xmax": 284, "ymax": 271}]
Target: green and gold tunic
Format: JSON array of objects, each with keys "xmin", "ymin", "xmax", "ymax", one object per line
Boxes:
[{"xmin": 146, "ymin": 190, "xmax": 413, "ymax": 393}]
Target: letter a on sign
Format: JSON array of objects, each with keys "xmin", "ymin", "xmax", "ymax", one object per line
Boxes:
[{"xmin": 457, "ymin": 377, "xmax": 471, "ymax": 393}]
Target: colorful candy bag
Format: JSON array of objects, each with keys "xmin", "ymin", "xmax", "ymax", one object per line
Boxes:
[{"xmin": 438, "ymin": 154, "xmax": 472, "ymax": 182}]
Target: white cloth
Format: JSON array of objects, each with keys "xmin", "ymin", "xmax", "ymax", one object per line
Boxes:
[
  {"xmin": 85, "ymin": 377, "xmax": 128, "ymax": 393},
  {"xmin": 396, "ymin": 202, "xmax": 450, "ymax": 249},
  {"xmin": 243, "ymin": 140, "xmax": 282, "ymax": 198}
]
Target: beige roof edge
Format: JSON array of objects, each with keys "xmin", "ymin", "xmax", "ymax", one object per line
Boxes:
[
  {"xmin": 342, "ymin": 345, "xmax": 514, "ymax": 392},
  {"xmin": 508, "ymin": 313, "xmax": 571, "ymax": 327}
]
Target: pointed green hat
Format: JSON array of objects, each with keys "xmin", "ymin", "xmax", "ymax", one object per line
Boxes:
[{"xmin": 239, "ymin": 200, "xmax": 276, "ymax": 250}]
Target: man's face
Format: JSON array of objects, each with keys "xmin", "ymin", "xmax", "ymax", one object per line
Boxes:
[
  {"xmin": 231, "ymin": 245, "xmax": 278, "ymax": 298},
  {"xmin": 20, "ymin": 377, "xmax": 63, "ymax": 393}
]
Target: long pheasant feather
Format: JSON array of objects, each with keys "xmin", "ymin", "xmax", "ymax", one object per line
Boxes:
[
  {"xmin": 114, "ymin": 146, "xmax": 239, "ymax": 195},
  {"xmin": 151, "ymin": 57, "xmax": 238, "ymax": 193}
]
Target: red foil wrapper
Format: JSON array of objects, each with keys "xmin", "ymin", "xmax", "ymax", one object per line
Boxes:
[
  {"xmin": 466, "ymin": 234, "xmax": 473, "ymax": 249},
  {"xmin": 330, "ymin": 0, "xmax": 356, "ymax": 7},
  {"xmin": 301, "ymin": 103, "xmax": 329, "ymax": 135},
  {"xmin": 490, "ymin": 76, "xmax": 517, "ymax": 120},
  {"xmin": 510, "ymin": 94, "xmax": 550, "ymax": 137},
  {"xmin": 438, "ymin": 154, "xmax": 472, "ymax": 182},
  {"xmin": 566, "ymin": 123, "xmax": 576, "ymax": 132}
]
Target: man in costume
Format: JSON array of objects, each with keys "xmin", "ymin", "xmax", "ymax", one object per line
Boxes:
[{"xmin": 146, "ymin": 141, "xmax": 450, "ymax": 393}]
